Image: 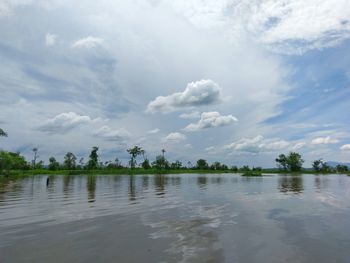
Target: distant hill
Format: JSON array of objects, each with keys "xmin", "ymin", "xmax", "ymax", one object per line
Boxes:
[{"xmin": 326, "ymin": 161, "xmax": 350, "ymax": 168}]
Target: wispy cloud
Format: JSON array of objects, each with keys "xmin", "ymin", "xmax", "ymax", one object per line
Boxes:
[{"xmin": 72, "ymin": 36, "xmax": 104, "ymax": 49}]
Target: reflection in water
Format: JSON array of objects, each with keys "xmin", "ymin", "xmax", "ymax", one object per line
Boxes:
[
  {"xmin": 197, "ymin": 176, "xmax": 208, "ymax": 189},
  {"xmin": 142, "ymin": 176, "xmax": 149, "ymax": 191},
  {"xmin": 210, "ymin": 176, "xmax": 223, "ymax": 185},
  {"xmin": 0, "ymin": 179, "xmax": 23, "ymax": 202},
  {"xmin": 1, "ymin": 174, "xmax": 350, "ymax": 263},
  {"xmin": 128, "ymin": 175, "xmax": 136, "ymax": 201},
  {"xmin": 63, "ymin": 175, "xmax": 74, "ymax": 197},
  {"xmin": 314, "ymin": 175, "xmax": 329, "ymax": 191},
  {"xmin": 278, "ymin": 175, "xmax": 304, "ymax": 194},
  {"xmin": 87, "ymin": 176, "xmax": 96, "ymax": 203},
  {"xmin": 154, "ymin": 175, "xmax": 166, "ymax": 196}
]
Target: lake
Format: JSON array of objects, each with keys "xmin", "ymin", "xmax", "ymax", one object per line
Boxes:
[{"xmin": 0, "ymin": 174, "xmax": 350, "ymax": 263}]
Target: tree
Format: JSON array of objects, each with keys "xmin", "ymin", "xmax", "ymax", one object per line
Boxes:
[
  {"xmin": 0, "ymin": 128, "xmax": 8, "ymax": 137},
  {"xmin": 141, "ymin": 159, "xmax": 151, "ymax": 169},
  {"xmin": 196, "ymin": 159, "xmax": 208, "ymax": 170},
  {"xmin": 211, "ymin": 161, "xmax": 222, "ymax": 170},
  {"xmin": 312, "ymin": 159, "xmax": 323, "ymax": 172},
  {"xmin": 239, "ymin": 165, "xmax": 250, "ymax": 172},
  {"xmin": 170, "ymin": 160, "xmax": 182, "ymax": 170},
  {"xmin": 336, "ymin": 164, "xmax": 348, "ymax": 173},
  {"xmin": 0, "ymin": 151, "xmax": 28, "ymax": 175},
  {"xmin": 276, "ymin": 152, "xmax": 304, "ymax": 172},
  {"xmin": 127, "ymin": 146, "xmax": 144, "ymax": 169},
  {"xmin": 64, "ymin": 152, "xmax": 77, "ymax": 170},
  {"xmin": 152, "ymin": 155, "xmax": 169, "ymax": 170},
  {"xmin": 275, "ymin": 154, "xmax": 288, "ymax": 170},
  {"xmin": 48, "ymin": 157, "xmax": 60, "ymax": 171},
  {"xmin": 88, "ymin": 146, "xmax": 99, "ymax": 170},
  {"xmin": 32, "ymin": 148, "xmax": 39, "ymax": 168}
]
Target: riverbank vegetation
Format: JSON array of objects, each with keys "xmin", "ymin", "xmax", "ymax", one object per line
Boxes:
[{"xmin": 0, "ymin": 128, "xmax": 349, "ymax": 178}]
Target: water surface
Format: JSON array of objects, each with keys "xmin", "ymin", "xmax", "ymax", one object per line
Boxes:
[{"xmin": 1, "ymin": 174, "xmax": 350, "ymax": 262}]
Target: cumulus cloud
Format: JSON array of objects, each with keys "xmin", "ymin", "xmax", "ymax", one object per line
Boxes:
[
  {"xmin": 93, "ymin": 125, "xmax": 130, "ymax": 141},
  {"xmin": 340, "ymin": 144, "xmax": 350, "ymax": 151},
  {"xmin": 164, "ymin": 132, "xmax": 187, "ymax": 143},
  {"xmin": 184, "ymin": 111, "xmax": 237, "ymax": 132},
  {"xmin": 38, "ymin": 112, "xmax": 93, "ymax": 134},
  {"xmin": 179, "ymin": 111, "xmax": 201, "ymax": 119},
  {"xmin": 224, "ymin": 135, "xmax": 290, "ymax": 153},
  {"xmin": 311, "ymin": 136, "xmax": 339, "ymax": 145},
  {"xmin": 147, "ymin": 79, "xmax": 221, "ymax": 113},
  {"xmin": 72, "ymin": 36, "xmax": 104, "ymax": 49},
  {"xmin": 45, "ymin": 33, "xmax": 57, "ymax": 46}
]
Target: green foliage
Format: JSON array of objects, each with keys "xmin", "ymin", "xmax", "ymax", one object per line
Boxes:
[
  {"xmin": 152, "ymin": 155, "xmax": 169, "ymax": 170},
  {"xmin": 48, "ymin": 157, "xmax": 60, "ymax": 171},
  {"xmin": 127, "ymin": 146, "xmax": 144, "ymax": 169},
  {"xmin": 336, "ymin": 164, "xmax": 348, "ymax": 173},
  {"xmin": 196, "ymin": 159, "xmax": 208, "ymax": 170},
  {"xmin": 64, "ymin": 152, "xmax": 77, "ymax": 170},
  {"xmin": 0, "ymin": 128, "xmax": 8, "ymax": 137},
  {"xmin": 230, "ymin": 166, "xmax": 238, "ymax": 172},
  {"xmin": 170, "ymin": 160, "xmax": 182, "ymax": 170},
  {"xmin": 312, "ymin": 159, "xmax": 323, "ymax": 172},
  {"xmin": 0, "ymin": 151, "xmax": 29, "ymax": 175},
  {"xmin": 239, "ymin": 165, "xmax": 250, "ymax": 172},
  {"xmin": 141, "ymin": 159, "xmax": 151, "ymax": 169},
  {"xmin": 276, "ymin": 152, "xmax": 304, "ymax": 172},
  {"xmin": 88, "ymin": 147, "xmax": 99, "ymax": 170},
  {"xmin": 312, "ymin": 159, "xmax": 335, "ymax": 173}
]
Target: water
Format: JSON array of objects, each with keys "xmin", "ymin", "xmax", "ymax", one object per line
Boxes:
[{"xmin": 0, "ymin": 174, "xmax": 350, "ymax": 263}]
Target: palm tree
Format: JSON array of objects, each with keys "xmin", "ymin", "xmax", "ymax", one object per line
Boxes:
[{"xmin": 161, "ymin": 149, "xmax": 166, "ymax": 158}]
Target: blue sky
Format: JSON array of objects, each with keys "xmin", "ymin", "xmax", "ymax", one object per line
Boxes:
[{"xmin": 0, "ymin": 0, "xmax": 350, "ymax": 167}]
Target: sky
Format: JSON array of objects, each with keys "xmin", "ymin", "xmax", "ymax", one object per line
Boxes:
[{"xmin": 0, "ymin": 0, "xmax": 350, "ymax": 167}]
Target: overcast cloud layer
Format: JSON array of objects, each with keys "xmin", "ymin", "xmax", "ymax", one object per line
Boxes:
[{"xmin": 0, "ymin": 0, "xmax": 350, "ymax": 167}]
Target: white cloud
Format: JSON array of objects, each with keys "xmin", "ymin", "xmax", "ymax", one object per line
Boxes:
[
  {"xmin": 72, "ymin": 36, "xmax": 104, "ymax": 49},
  {"xmin": 184, "ymin": 111, "xmax": 237, "ymax": 132},
  {"xmin": 246, "ymin": 0, "xmax": 350, "ymax": 54},
  {"xmin": 340, "ymin": 144, "xmax": 350, "ymax": 151},
  {"xmin": 225, "ymin": 135, "xmax": 290, "ymax": 153},
  {"xmin": 38, "ymin": 112, "xmax": 93, "ymax": 134},
  {"xmin": 311, "ymin": 136, "xmax": 339, "ymax": 145},
  {"xmin": 172, "ymin": 0, "xmax": 350, "ymax": 54},
  {"xmin": 93, "ymin": 125, "xmax": 130, "ymax": 141},
  {"xmin": 292, "ymin": 142, "xmax": 306, "ymax": 150},
  {"xmin": 147, "ymin": 128, "xmax": 160, "ymax": 134},
  {"xmin": 45, "ymin": 33, "xmax": 57, "ymax": 46},
  {"xmin": 179, "ymin": 111, "xmax": 201, "ymax": 119},
  {"xmin": 147, "ymin": 79, "xmax": 221, "ymax": 113},
  {"xmin": 164, "ymin": 132, "xmax": 187, "ymax": 143}
]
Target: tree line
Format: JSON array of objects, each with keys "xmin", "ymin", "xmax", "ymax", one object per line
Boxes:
[{"xmin": 0, "ymin": 128, "xmax": 349, "ymax": 175}]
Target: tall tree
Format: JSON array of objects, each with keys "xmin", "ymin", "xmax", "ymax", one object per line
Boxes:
[
  {"xmin": 196, "ymin": 159, "xmax": 209, "ymax": 170},
  {"xmin": 48, "ymin": 157, "xmax": 60, "ymax": 171},
  {"xmin": 88, "ymin": 146, "xmax": 99, "ymax": 170},
  {"xmin": 32, "ymin": 148, "xmax": 39, "ymax": 168},
  {"xmin": 127, "ymin": 146, "xmax": 143, "ymax": 169},
  {"xmin": 64, "ymin": 152, "xmax": 77, "ymax": 170},
  {"xmin": 312, "ymin": 159, "xmax": 323, "ymax": 172},
  {"xmin": 276, "ymin": 152, "xmax": 304, "ymax": 172}
]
